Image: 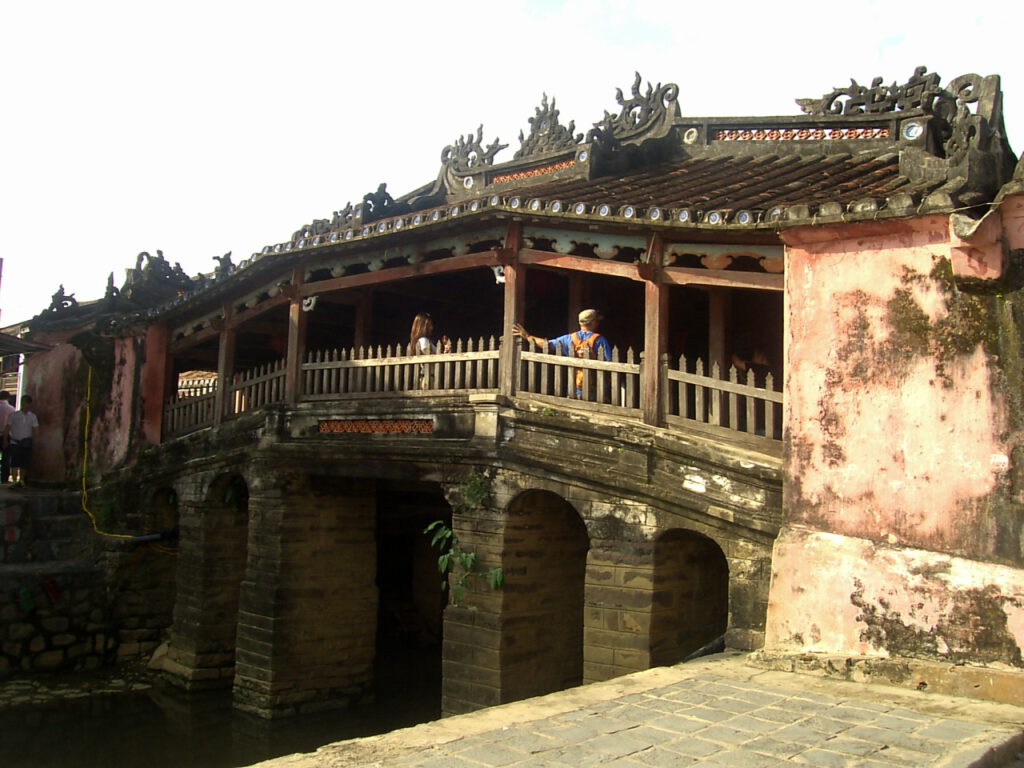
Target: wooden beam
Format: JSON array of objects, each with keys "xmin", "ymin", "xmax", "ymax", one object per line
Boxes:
[
  {"xmin": 297, "ymin": 251, "xmax": 501, "ymax": 298},
  {"xmin": 662, "ymin": 266, "xmax": 783, "ymax": 291},
  {"xmin": 518, "ymin": 250, "xmax": 641, "ymax": 280}
]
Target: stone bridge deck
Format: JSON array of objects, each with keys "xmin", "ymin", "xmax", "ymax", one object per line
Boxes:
[{"xmin": 250, "ymin": 653, "xmax": 1024, "ymax": 768}]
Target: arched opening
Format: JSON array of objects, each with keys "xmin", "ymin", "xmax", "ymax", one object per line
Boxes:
[
  {"xmin": 650, "ymin": 529, "xmax": 729, "ymax": 665},
  {"xmin": 501, "ymin": 490, "xmax": 589, "ymax": 701},
  {"xmin": 374, "ymin": 480, "xmax": 451, "ymax": 722}
]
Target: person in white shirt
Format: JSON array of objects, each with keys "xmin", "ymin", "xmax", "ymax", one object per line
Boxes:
[
  {"xmin": 5, "ymin": 395, "xmax": 39, "ymax": 488},
  {"xmin": 0, "ymin": 391, "xmax": 15, "ymax": 484}
]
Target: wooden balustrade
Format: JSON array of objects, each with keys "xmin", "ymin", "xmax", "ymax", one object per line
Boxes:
[
  {"xmin": 301, "ymin": 337, "xmax": 501, "ymax": 399},
  {"xmin": 661, "ymin": 355, "xmax": 783, "ymax": 440},
  {"xmin": 227, "ymin": 359, "xmax": 287, "ymax": 416},
  {"xmin": 162, "ymin": 341, "xmax": 783, "ymax": 445},
  {"xmin": 517, "ymin": 344, "xmax": 641, "ymax": 417},
  {"xmin": 163, "ymin": 380, "xmax": 217, "ymax": 437}
]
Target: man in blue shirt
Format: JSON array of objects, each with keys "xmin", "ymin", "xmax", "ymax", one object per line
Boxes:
[{"xmin": 513, "ymin": 309, "xmax": 612, "ymax": 396}]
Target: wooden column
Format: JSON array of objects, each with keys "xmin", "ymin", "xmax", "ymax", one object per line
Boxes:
[
  {"xmin": 567, "ymin": 274, "xmax": 585, "ymax": 328},
  {"xmin": 141, "ymin": 323, "xmax": 170, "ymax": 444},
  {"xmin": 707, "ymin": 288, "xmax": 731, "ymax": 425},
  {"xmin": 284, "ymin": 294, "xmax": 307, "ymax": 404},
  {"xmin": 499, "ymin": 222, "xmax": 524, "ymax": 398},
  {"xmin": 284, "ymin": 268, "xmax": 307, "ymax": 404},
  {"xmin": 641, "ymin": 237, "xmax": 668, "ymax": 426},
  {"xmin": 213, "ymin": 311, "xmax": 236, "ymax": 425},
  {"xmin": 354, "ymin": 290, "xmax": 373, "ymax": 349}
]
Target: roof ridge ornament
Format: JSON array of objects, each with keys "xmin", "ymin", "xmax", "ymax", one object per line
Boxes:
[
  {"xmin": 797, "ymin": 66, "xmax": 955, "ymax": 117},
  {"xmin": 587, "ymin": 72, "xmax": 680, "ymax": 148},
  {"xmin": 441, "ymin": 125, "xmax": 509, "ymax": 173},
  {"xmin": 514, "ymin": 93, "xmax": 583, "ymax": 159}
]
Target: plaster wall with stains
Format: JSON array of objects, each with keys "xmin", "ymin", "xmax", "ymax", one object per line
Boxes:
[
  {"xmin": 766, "ymin": 201, "xmax": 1024, "ymax": 668},
  {"xmin": 20, "ymin": 333, "xmax": 143, "ymax": 484},
  {"xmin": 783, "ymin": 213, "xmax": 1018, "ymax": 560}
]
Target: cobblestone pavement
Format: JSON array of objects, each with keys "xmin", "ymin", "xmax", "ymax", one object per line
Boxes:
[{"xmin": 253, "ymin": 653, "xmax": 1024, "ymax": 768}]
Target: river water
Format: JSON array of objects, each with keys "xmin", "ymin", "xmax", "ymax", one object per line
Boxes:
[{"xmin": 0, "ymin": 646, "xmax": 440, "ymax": 768}]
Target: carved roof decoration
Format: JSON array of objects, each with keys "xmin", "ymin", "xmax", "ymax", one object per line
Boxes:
[
  {"xmin": 515, "ymin": 94, "xmax": 584, "ymax": 160},
  {"xmin": 587, "ymin": 72, "xmax": 681, "ymax": 150},
  {"xmin": 21, "ymin": 68, "xmax": 1020, "ymax": 327}
]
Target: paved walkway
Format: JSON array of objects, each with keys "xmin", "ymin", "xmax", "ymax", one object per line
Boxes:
[{"xmin": 253, "ymin": 652, "xmax": 1024, "ymax": 768}]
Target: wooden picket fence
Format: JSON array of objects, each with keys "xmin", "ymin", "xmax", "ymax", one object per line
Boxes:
[
  {"xmin": 661, "ymin": 355, "xmax": 782, "ymax": 440},
  {"xmin": 301, "ymin": 337, "xmax": 501, "ymax": 399},
  {"xmin": 162, "ymin": 341, "xmax": 783, "ymax": 444},
  {"xmin": 518, "ymin": 344, "xmax": 641, "ymax": 417}
]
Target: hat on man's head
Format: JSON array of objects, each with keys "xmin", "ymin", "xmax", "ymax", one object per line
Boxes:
[{"xmin": 578, "ymin": 309, "xmax": 602, "ymax": 325}]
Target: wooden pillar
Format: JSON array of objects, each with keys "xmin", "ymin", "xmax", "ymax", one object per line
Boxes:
[
  {"xmin": 284, "ymin": 269, "xmax": 307, "ymax": 404},
  {"xmin": 141, "ymin": 323, "xmax": 170, "ymax": 444},
  {"xmin": 284, "ymin": 297, "xmax": 307, "ymax": 404},
  {"xmin": 213, "ymin": 320, "xmax": 236, "ymax": 425},
  {"xmin": 499, "ymin": 222, "xmax": 524, "ymax": 398},
  {"xmin": 567, "ymin": 274, "xmax": 585, "ymax": 328},
  {"xmin": 354, "ymin": 290, "xmax": 373, "ymax": 349},
  {"xmin": 641, "ymin": 237, "xmax": 668, "ymax": 426},
  {"xmin": 642, "ymin": 279, "xmax": 668, "ymax": 426},
  {"xmin": 708, "ymin": 288, "xmax": 731, "ymax": 425}
]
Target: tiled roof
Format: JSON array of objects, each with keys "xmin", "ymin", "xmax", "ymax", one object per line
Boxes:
[{"xmin": 497, "ymin": 151, "xmax": 926, "ymax": 219}]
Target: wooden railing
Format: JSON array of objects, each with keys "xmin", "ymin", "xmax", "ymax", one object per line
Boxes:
[
  {"xmin": 162, "ymin": 340, "xmax": 783, "ymax": 445},
  {"xmin": 518, "ymin": 344, "xmax": 641, "ymax": 417},
  {"xmin": 227, "ymin": 359, "xmax": 286, "ymax": 416},
  {"xmin": 661, "ymin": 355, "xmax": 783, "ymax": 440},
  {"xmin": 164, "ymin": 377, "xmax": 217, "ymax": 437},
  {"xmin": 301, "ymin": 337, "xmax": 500, "ymax": 399}
]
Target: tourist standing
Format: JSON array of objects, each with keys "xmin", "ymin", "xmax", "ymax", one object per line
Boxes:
[
  {"xmin": 0, "ymin": 391, "xmax": 14, "ymax": 484},
  {"xmin": 5, "ymin": 395, "xmax": 39, "ymax": 488}
]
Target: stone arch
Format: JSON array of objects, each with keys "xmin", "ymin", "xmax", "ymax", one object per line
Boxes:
[
  {"xmin": 500, "ymin": 489, "xmax": 590, "ymax": 701},
  {"xmin": 145, "ymin": 486, "xmax": 179, "ymax": 536},
  {"xmin": 650, "ymin": 528, "xmax": 729, "ymax": 665},
  {"xmin": 165, "ymin": 471, "xmax": 249, "ymax": 689}
]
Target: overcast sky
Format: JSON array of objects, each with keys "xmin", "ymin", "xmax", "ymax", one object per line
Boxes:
[{"xmin": 2, "ymin": 0, "xmax": 1021, "ymax": 326}]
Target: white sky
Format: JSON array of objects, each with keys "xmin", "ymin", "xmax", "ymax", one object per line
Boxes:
[{"xmin": 2, "ymin": 0, "xmax": 1021, "ymax": 326}]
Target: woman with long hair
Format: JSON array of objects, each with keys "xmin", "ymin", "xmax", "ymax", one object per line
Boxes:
[{"xmin": 409, "ymin": 312, "xmax": 451, "ymax": 355}]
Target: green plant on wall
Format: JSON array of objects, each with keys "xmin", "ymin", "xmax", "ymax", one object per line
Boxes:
[{"xmin": 425, "ymin": 471, "xmax": 504, "ymax": 603}]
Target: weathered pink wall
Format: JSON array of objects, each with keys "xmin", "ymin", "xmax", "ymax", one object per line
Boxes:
[
  {"xmin": 783, "ymin": 214, "xmax": 1011, "ymax": 557},
  {"xmin": 767, "ymin": 527, "xmax": 1024, "ymax": 664},
  {"xmin": 20, "ymin": 341, "xmax": 80, "ymax": 483},
  {"xmin": 766, "ymin": 205, "xmax": 1024, "ymax": 667},
  {"xmin": 20, "ymin": 332, "xmax": 142, "ymax": 484}
]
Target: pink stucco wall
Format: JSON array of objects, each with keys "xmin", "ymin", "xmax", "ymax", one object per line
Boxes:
[
  {"xmin": 20, "ymin": 332, "xmax": 142, "ymax": 483},
  {"xmin": 766, "ymin": 204, "xmax": 1024, "ymax": 667},
  {"xmin": 766, "ymin": 526, "xmax": 1024, "ymax": 662},
  {"xmin": 783, "ymin": 214, "xmax": 1011, "ymax": 557}
]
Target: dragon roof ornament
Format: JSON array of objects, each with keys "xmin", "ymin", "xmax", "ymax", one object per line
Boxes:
[
  {"xmin": 796, "ymin": 66, "xmax": 987, "ymax": 123},
  {"xmin": 441, "ymin": 126, "xmax": 509, "ymax": 173},
  {"xmin": 588, "ymin": 72, "xmax": 681, "ymax": 148},
  {"xmin": 514, "ymin": 94, "xmax": 583, "ymax": 159}
]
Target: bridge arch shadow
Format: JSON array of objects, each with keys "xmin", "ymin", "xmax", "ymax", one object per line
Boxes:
[
  {"xmin": 500, "ymin": 489, "xmax": 590, "ymax": 701},
  {"xmin": 650, "ymin": 528, "xmax": 729, "ymax": 665}
]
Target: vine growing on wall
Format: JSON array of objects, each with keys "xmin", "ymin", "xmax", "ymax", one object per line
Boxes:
[{"xmin": 425, "ymin": 471, "xmax": 504, "ymax": 603}]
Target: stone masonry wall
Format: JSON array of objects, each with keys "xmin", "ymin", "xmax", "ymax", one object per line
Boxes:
[{"xmin": 233, "ymin": 471, "xmax": 379, "ymax": 718}]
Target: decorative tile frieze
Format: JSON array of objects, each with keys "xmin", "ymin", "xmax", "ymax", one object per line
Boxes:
[
  {"xmin": 492, "ymin": 158, "xmax": 576, "ymax": 185},
  {"xmin": 318, "ymin": 419, "xmax": 434, "ymax": 434},
  {"xmin": 715, "ymin": 126, "xmax": 890, "ymax": 142}
]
